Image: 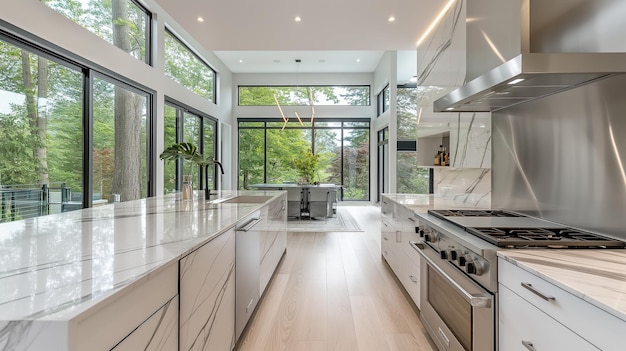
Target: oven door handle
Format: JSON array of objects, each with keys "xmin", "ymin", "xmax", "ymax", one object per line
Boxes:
[{"xmin": 410, "ymin": 241, "xmax": 492, "ymax": 308}]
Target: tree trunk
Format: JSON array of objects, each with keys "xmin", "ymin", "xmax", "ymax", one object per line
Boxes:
[
  {"xmin": 111, "ymin": 0, "xmax": 142, "ymax": 201},
  {"xmin": 21, "ymin": 51, "xmax": 50, "ymax": 186},
  {"xmin": 37, "ymin": 57, "xmax": 49, "ymax": 185}
]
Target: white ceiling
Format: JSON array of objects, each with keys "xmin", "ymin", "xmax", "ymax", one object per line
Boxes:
[{"xmin": 153, "ymin": 0, "xmax": 444, "ymax": 80}]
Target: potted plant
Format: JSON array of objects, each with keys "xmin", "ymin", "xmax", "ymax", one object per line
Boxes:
[
  {"xmin": 293, "ymin": 149, "xmax": 319, "ymax": 184},
  {"xmin": 159, "ymin": 142, "xmax": 223, "ymax": 200}
]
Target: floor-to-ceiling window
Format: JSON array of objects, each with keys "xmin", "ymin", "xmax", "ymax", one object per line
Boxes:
[
  {"xmin": 162, "ymin": 100, "xmax": 218, "ymax": 194},
  {"xmin": 238, "ymin": 118, "xmax": 370, "ymax": 201},
  {"xmin": 397, "ymin": 86, "xmax": 430, "ymax": 194},
  {"xmin": 377, "ymin": 128, "xmax": 389, "ymax": 202},
  {"xmin": 0, "ymin": 26, "xmax": 154, "ymax": 222}
]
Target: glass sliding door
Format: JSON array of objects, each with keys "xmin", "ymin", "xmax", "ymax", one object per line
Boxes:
[
  {"xmin": 0, "ymin": 40, "xmax": 84, "ymax": 220},
  {"xmin": 203, "ymin": 118, "xmax": 217, "ymax": 190},
  {"xmin": 163, "ymin": 100, "xmax": 218, "ymax": 193},
  {"xmin": 238, "ymin": 124, "xmax": 265, "ymax": 189},
  {"xmin": 343, "ymin": 126, "xmax": 369, "ymax": 200},
  {"xmin": 92, "ymin": 76, "xmax": 148, "ymax": 203}
]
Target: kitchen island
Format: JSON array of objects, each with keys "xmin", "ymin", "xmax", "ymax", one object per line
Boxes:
[{"xmin": 0, "ymin": 190, "xmax": 287, "ymax": 351}]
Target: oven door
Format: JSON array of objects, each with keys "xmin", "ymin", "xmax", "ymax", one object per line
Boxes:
[{"xmin": 410, "ymin": 242, "xmax": 494, "ymax": 351}]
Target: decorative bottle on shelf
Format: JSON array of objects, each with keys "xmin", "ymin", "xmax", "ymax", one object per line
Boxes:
[
  {"xmin": 443, "ymin": 146, "xmax": 449, "ymax": 166},
  {"xmin": 434, "ymin": 145, "xmax": 445, "ymax": 166}
]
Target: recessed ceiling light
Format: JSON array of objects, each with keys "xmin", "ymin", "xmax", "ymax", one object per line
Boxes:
[
  {"xmin": 294, "ymin": 16, "xmax": 302, "ymax": 22},
  {"xmin": 196, "ymin": 16, "xmax": 204, "ymax": 23},
  {"xmin": 446, "ymin": 107, "xmax": 455, "ymax": 111},
  {"xmin": 239, "ymin": 59, "xmax": 243, "ymax": 63},
  {"xmin": 356, "ymin": 58, "xmax": 361, "ymax": 63},
  {"xmin": 388, "ymin": 16, "xmax": 396, "ymax": 22}
]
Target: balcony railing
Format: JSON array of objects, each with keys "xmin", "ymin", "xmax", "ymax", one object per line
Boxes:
[{"xmin": 0, "ymin": 182, "xmax": 80, "ymax": 223}]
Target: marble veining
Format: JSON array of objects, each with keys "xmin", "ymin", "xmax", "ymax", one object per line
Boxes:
[
  {"xmin": 0, "ymin": 190, "xmax": 278, "ymax": 323},
  {"xmin": 498, "ymin": 250, "xmax": 626, "ymax": 322},
  {"xmin": 433, "ymin": 167, "xmax": 491, "ymax": 208},
  {"xmin": 179, "ymin": 228, "xmax": 236, "ymax": 351}
]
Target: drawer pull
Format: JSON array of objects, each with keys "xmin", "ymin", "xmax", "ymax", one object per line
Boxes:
[
  {"xmin": 383, "ymin": 236, "xmax": 389, "ymax": 241},
  {"xmin": 407, "ymin": 217, "xmax": 416, "ymax": 222},
  {"xmin": 438, "ymin": 328, "xmax": 450, "ymax": 347},
  {"xmin": 522, "ymin": 340, "xmax": 536, "ymax": 351},
  {"xmin": 521, "ymin": 282, "xmax": 555, "ymax": 301},
  {"xmin": 409, "ymin": 274, "xmax": 418, "ymax": 283}
]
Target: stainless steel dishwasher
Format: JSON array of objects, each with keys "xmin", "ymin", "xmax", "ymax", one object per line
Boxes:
[{"xmin": 235, "ymin": 210, "xmax": 262, "ymax": 340}]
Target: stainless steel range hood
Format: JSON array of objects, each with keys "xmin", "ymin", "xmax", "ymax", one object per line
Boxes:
[
  {"xmin": 433, "ymin": 0, "xmax": 626, "ymax": 113},
  {"xmin": 433, "ymin": 53, "xmax": 626, "ymax": 112}
]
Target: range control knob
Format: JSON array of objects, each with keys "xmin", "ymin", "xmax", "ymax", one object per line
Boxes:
[
  {"xmin": 466, "ymin": 262, "xmax": 476, "ymax": 274},
  {"xmin": 419, "ymin": 229, "xmax": 425, "ymax": 237},
  {"xmin": 458, "ymin": 255, "xmax": 467, "ymax": 266},
  {"xmin": 467, "ymin": 261, "xmax": 484, "ymax": 276},
  {"xmin": 450, "ymin": 250, "xmax": 460, "ymax": 261},
  {"xmin": 440, "ymin": 250, "xmax": 448, "ymax": 260}
]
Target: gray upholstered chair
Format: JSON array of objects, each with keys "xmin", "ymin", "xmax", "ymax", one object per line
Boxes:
[
  {"xmin": 307, "ymin": 187, "xmax": 331, "ymax": 222},
  {"xmin": 286, "ymin": 187, "xmax": 303, "ymax": 221}
]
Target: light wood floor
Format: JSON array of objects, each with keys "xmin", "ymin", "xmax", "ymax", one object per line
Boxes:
[{"xmin": 237, "ymin": 205, "xmax": 437, "ymax": 351}]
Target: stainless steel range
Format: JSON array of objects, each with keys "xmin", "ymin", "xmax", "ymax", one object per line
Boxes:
[{"xmin": 411, "ymin": 209, "xmax": 625, "ymax": 351}]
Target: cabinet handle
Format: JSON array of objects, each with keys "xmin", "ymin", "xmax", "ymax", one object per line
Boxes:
[
  {"xmin": 409, "ymin": 275, "xmax": 418, "ymax": 283},
  {"xmin": 521, "ymin": 283, "xmax": 555, "ymax": 301},
  {"xmin": 438, "ymin": 328, "xmax": 450, "ymax": 347},
  {"xmin": 407, "ymin": 217, "xmax": 416, "ymax": 222},
  {"xmin": 383, "ymin": 236, "xmax": 389, "ymax": 241},
  {"xmin": 522, "ymin": 340, "xmax": 536, "ymax": 351}
]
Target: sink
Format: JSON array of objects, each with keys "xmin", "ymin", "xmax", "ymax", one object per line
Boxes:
[{"xmin": 215, "ymin": 195, "xmax": 274, "ymax": 204}]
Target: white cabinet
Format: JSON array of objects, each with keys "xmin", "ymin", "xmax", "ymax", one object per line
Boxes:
[
  {"xmin": 499, "ymin": 258, "xmax": 623, "ymax": 351},
  {"xmin": 111, "ymin": 296, "xmax": 179, "ymax": 351},
  {"xmin": 69, "ymin": 262, "xmax": 179, "ymax": 351},
  {"xmin": 380, "ymin": 196, "xmax": 421, "ymax": 309},
  {"xmin": 259, "ymin": 194, "xmax": 287, "ymax": 295},
  {"xmin": 179, "ymin": 228, "xmax": 236, "ymax": 351},
  {"xmin": 499, "ymin": 285, "xmax": 599, "ymax": 351}
]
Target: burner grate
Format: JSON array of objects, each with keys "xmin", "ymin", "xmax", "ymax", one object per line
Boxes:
[
  {"xmin": 428, "ymin": 209, "xmax": 523, "ymax": 219},
  {"xmin": 467, "ymin": 227, "xmax": 626, "ymax": 248}
]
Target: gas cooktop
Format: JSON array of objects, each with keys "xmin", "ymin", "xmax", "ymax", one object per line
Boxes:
[{"xmin": 426, "ymin": 209, "xmax": 626, "ymax": 249}]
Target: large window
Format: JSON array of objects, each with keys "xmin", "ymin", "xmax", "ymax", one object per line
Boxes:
[
  {"xmin": 238, "ymin": 119, "xmax": 370, "ymax": 201},
  {"xmin": 0, "ymin": 28, "xmax": 153, "ymax": 222},
  {"xmin": 164, "ymin": 30, "xmax": 216, "ymax": 102},
  {"xmin": 42, "ymin": 0, "xmax": 151, "ymax": 64},
  {"xmin": 239, "ymin": 86, "xmax": 370, "ymax": 106},
  {"xmin": 397, "ymin": 87, "xmax": 429, "ymax": 193},
  {"xmin": 377, "ymin": 84, "xmax": 390, "ymax": 116},
  {"xmin": 163, "ymin": 101, "xmax": 218, "ymax": 194},
  {"xmin": 92, "ymin": 76, "xmax": 148, "ymax": 202}
]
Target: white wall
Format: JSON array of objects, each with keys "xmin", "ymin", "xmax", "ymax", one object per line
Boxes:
[
  {"xmin": 373, "ymin": 51, "xmax": 397, "ymax": 195},
  {"xmin": 0, "ymin": 0, "xmax": 234, "ymax": 192}
]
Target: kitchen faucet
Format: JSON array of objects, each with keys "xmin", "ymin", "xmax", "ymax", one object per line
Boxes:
[{"xmin": 204, "ymin": 159, "xmax": 224, "ymax": 200}]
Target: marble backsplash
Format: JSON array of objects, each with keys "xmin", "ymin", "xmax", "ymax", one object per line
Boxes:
[{"xmin": 433, "ymin": 167, "xmax": 491, "ymax": 208}]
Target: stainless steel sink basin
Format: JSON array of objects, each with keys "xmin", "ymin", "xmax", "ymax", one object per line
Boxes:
[{"xmin": 216, "ymin": 195, "xmax": 274, "ymax": 204}]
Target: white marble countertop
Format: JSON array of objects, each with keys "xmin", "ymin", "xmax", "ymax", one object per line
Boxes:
[
  {"xmin": 498, "ymin": 250, "xmax": 626, "ymax": 322},
  {"xmin": 381, "ymin": 193, "xmax": 490, "ymax": 213},
  {"xmin": 0, "ymin": 190, "xmax": 283, "ymax": 323}
]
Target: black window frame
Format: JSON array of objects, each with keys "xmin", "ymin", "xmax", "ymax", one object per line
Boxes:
[
  {"xmin": 0, "ymin": 19, "xmax": 157, "ymax": 210},
  {"xmin": 164, "ymin": 28, "xmax": 217, "ymax": 103},
  {"xmin": 237, "ymin": 118, "xmax": 371, "ymax": 201}
]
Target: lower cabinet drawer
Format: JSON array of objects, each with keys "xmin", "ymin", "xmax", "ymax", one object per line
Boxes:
[
  {"xmin": 499, "ymin": 258, "xmax": 623, "ymax": 351},
  {"xmin": 399, "ymin": 249, "xmax": 421, "ymax": 308},
  {"xmin": 499, "ymin": 284, "xmax": 600, "ymax": 351}
]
